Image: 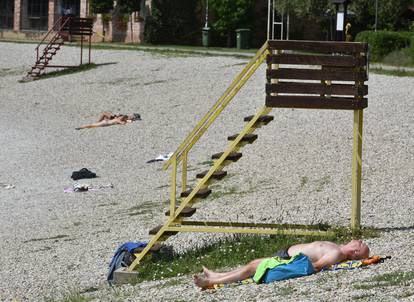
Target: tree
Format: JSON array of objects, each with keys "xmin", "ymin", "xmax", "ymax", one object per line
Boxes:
[
  {"xmin": 144, "ymin": 0, "xmax": 201, "ymax": 45},
  {"xmin": 90, "ymin": 0, "xmax": 113, "ymax": 14},
  {"xmin": 274, "ymin": 0, "xmax": 330, "ymax": 18},
  {"xmin": 209, "ymin": 0, "xmax": 253, "ymax": 47},
  {"xmin": 117, "ymin": 0, "xmax": 142, "ymax": 14},
  {"xmin": 351, "ymin": 0, "xmax": 413, "ymax": 31},
  {"xmin": 116, "ymin": 0, "xmax": 142, "ymax": 43}
]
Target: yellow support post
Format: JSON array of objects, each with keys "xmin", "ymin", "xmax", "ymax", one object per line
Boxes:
[
  {"xmin": 351, "ymin": 109, "xmax": 363, "ymax": 229},
  {"xmin": 170, "ymin": 156, "xmax": 177, "ymax": 219},
  {"xmin": 181, "ymin": 150, "xmax": 188, "ymax": 192}
]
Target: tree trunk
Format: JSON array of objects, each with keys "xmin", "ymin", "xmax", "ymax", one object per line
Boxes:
[
  {"xmin": 130, "ymin": 14, "xmax": 134, "ymax": 43},
  {"xmin": 226, "ymin": 29, "xmax": 232, "ymax": 47}
]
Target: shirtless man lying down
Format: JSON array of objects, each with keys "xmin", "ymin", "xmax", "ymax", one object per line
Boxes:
[
  {"xmin": 194, "ymin": 239, "xmax": 369, "ymax": 289},
  {"xmin": 75, "ymin": 112, "xmax": 141, "ymax": 130}
]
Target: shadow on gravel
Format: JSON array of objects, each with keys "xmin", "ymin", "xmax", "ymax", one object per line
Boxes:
[
  {"xmin": 19, "ymin": 62, "xmax": 118, "ymax": 82},
  {"xmin": 375, "ymin": 224, "xmax": 414, "ymax": 232}
]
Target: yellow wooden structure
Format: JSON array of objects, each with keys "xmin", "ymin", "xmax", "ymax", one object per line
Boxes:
[{"xmin": 114, "ymin": 40, "xmax": 369, "ymax": 282}]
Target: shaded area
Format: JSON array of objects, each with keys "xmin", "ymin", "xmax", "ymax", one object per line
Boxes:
[
  {"xmin": 133, "ymin": 227, "xmax": 377, "ymax": 283},
  {"xmin": 20, "ymin": 62, "xmax": 117, "ymax": 82},
  {"xmin": 370, "ymin": 67, "xmax": 414, "ymax": 77}
]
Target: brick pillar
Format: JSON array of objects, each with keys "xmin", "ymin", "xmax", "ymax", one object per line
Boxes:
[
  {"xmin": 48, "ymin": 0, "xmax": 56, "ymax": 30},
  {"xmin": 13, "ymin": 0, "xmax": 21, "ymax": 31}
]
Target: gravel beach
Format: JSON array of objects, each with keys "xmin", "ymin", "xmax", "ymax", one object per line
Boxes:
[{"xmin": 0, "ymin": 42, "xmax": 413, "ymax": 302}]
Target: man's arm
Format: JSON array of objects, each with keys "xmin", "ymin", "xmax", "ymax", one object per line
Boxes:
[{"xmin": 312, "ymin": 252, "xmax": 342, "ymax": 272}]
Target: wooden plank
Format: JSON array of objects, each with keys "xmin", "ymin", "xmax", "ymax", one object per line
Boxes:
[
  {"xmin": 266, "ymin": 95, "xmax": 368, "ymax": 110},
  {"xmin": 266, "ymin": 68, "xmax": 368, "ymax": 81},
  {"xmin": 268, "ymin": 40, "xmax": 368, "ymax": 53},
  {"xmin": 266, "ymin": 53, "xmax": 366, "ymax": 67},
  {"xmin": 266, "ymin": 82, "xmax": 368, "ymax": 96}
]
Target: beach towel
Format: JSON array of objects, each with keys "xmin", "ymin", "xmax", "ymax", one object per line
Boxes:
[{"xmin": 323, "ymin": 255, "xmax": 391, "ymax": 271}]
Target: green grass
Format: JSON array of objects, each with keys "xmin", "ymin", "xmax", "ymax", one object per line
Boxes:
[
  {"xmin": 126, "ymin": 200, "xmax": 162, "ymax": 216},
  {"xmin": 370, "ymin": 67, "xmax": 414, "ymax": 77},
  {"xmin": 24, "ymin": 234, "xmax": 69, "ymax": 243},
  {"xmin": 0, "ymin": 67, "xmax": 24, "ymax": 77},
  {"xmin": 354, "ymin": 271, "xmax": 414, "ymax": 290},
  {"xmin": 133, "ymin": 227, "xmax": 376, "ymax": 283},
  {"xmin": 299, "ymin": 176, "xmax": 309, "ymax": 189},
  {"xmin": 199, "ymin": 160, "xmax": 214, "ymax": 167},
  {"xmin": 208, "ymin": 185, "xmax": 248, "ymax": 200},
  {"xmin": 381, "ymin": 48, "xmax": 414, "ymax": 67},
  {"xmin": 46, "ymin": 293, "xmax": 93, "ymax": 302},
  {"xmin": 315, "ymin": 176, "xmax": 331, "ymax": 192},
  {"xmin": 279, "ymin": 285, "xmax": 297, "ymax": 296},
  {"xmin": 85, "ymin": 43, "xmax": 251, "ymax": 59}
]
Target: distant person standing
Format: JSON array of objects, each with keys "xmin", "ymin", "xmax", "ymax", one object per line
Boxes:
[{"xmin": 345, "ymin": 22, "xmax": 352, "ymax": 42}]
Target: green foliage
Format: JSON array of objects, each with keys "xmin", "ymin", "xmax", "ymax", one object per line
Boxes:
[
  {"xmin": 144, "ymin": 0, "xmax": 200, "ymax": 45},
  {"xmin": 351, "ymin": 0, "xmax": 413, "ymax": 32},
  {"xmin": 117, "ymin": 0, "xmax": 142, "ymax": 14},
  {"xmin": 275, "ymin": 0, "xmax": 330, "ymax": 18},
  {"xmin": 382, "ymin": 48, "xmax": 413, "ymax": 66},
  {"xmin": 355, "ymin": 30, "xmax": 411, "ymax": 61},
  {"xmin": 209, "ymin": 0, "xmax": 252, "ymax": 46},
  {"xmin": 90, "ymin": 0, "xmax": 113, "ymax": 14},
  {"xmin": 410, "ymin": 35, "xmax": 414, "ymax": 61}
]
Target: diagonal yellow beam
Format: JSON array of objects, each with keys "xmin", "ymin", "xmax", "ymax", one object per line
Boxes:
[
  {"xmin": 171, "ymin": 106, "xmax": 272, "ymax": 223},
  {"xmin": 128, "ymin": 45, "xmax": 271, "ymax": 273},
  {"xmin": 163, "ymin": 41, "xmax": 269, "ymax": 170},
  {"xmin": 128, "ymin": 106, "xmax": 271, "ymax": 272}
]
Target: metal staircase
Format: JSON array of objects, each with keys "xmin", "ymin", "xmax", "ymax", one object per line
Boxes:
[{"xmin": 24, "ymin": 17, "xmax": 93, "ymax": 81}]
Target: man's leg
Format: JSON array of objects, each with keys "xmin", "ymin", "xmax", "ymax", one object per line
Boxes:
[
  {"xmin": 75, "ymin": 120, "xmax": 111, "ymax": 130},
  {"xmin": 98, "ymin": 112, "xmax": 113, "ymax": 122},
  {"xmin": 194, "ymin": 258, "xmax": 266, "ymax": 289}
]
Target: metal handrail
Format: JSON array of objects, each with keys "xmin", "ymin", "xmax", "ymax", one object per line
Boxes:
[
  {"xmin": 35, "ymin": 16, "xmax": 72, "ymax": 61},
  {"xmin": 163, "ymin": 42, "xmax": 269, "ymax": 170}
]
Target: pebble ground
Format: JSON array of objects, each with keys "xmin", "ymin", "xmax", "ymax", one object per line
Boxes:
[{"xmin": 0, "ymin": 42, "xmax": 413, "ymax": 302}]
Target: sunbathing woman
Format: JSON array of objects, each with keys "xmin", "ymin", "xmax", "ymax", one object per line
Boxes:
[{"xmin": 75, "ymin": 112, "xmax": 141, "ymax": 130}]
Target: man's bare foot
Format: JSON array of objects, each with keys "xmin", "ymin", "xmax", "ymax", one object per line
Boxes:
[
  {"xmin": 194, "ymin": 274, "xmax": 211, "ymax": 290},
  {"xmin": 202, "ymin": 266, "xmax": 222, "ymax": 278}
]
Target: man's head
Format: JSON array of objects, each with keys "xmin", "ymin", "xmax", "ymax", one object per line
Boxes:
[
  {"xmin": 128, "ymin": 113, "xmax": 141, "ymax": 121},
  {"xmin": 345, "ymin": 239, "xmax": 369, "ymax": 260}
]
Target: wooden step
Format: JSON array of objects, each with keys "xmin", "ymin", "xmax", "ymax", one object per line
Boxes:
[
  {"xmin": 165, "ymin": 207, "xmax": 196, "ymax": 217},
  {"xmin": 196, "ymin": 170, "xmax": 227, "ymax": 180},
  {"xmin": 149, "ymin": 224, "xmax": 178, "ymax": 236},
  {"xmin": 228, "ymin": 133, "xmax": 258, "ymax": 144},
  {"xmin": 244, "ymin": 115, "xmax": 274, "ymax": 125},
  {"xmin": 180, "ymin": 188, "xmax": 211, "ymax": 198},
  {"xmin": 212, "ymin": 152, "xmax": 242, "ymax": 162}
]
